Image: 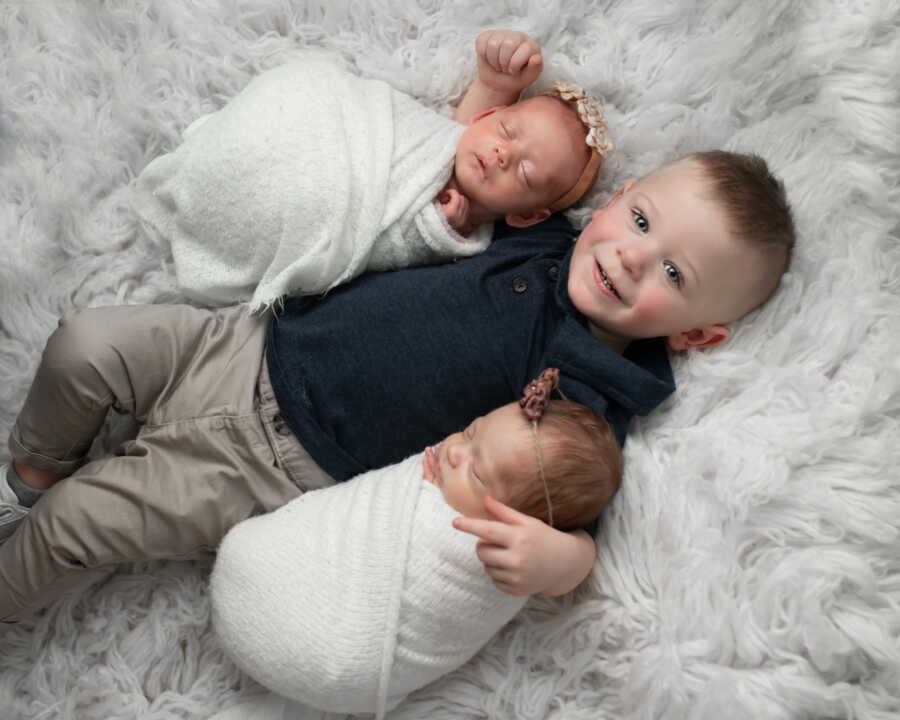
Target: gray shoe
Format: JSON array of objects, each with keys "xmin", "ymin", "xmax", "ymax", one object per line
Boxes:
[{"xmin": 0, "ymin": 463, "xmax": 30, "ymax": 545}]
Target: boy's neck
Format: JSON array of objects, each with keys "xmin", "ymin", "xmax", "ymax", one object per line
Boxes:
[{"xmin": 587, "ymin": 322, "xmax": 630, "ymax": 354}]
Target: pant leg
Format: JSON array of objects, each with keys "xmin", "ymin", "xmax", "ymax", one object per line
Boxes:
[
  {"xmin": 0, "ymin": 303, "xmax": 316, "ymax": 621},
  {"xmin": 0, "ymin": 409, "xmax": 300, "ymax": 621},
  {"xmin": 9, "ymin": 304, "xmax": 264, "ymax": 474}
]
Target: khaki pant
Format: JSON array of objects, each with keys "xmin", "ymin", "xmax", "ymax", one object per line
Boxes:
[{"xmin": 1, "ymin": 304, "xmax": 333, "ymax": 622}]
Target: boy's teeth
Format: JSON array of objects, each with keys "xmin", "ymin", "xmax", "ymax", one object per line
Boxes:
[{"xmin": 598, "ymin": 264, "xmax": 621, "ymax": 299}]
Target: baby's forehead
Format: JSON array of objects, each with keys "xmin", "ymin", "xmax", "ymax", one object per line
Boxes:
[{"xmin": 510, "ymin": 95, "xmax": 581, "ymax": 128}]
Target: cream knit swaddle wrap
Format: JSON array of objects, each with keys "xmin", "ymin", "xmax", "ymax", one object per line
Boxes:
[
  {"xmin": 131, "ymin": 57, "xmax": 490, "ymax": 310},
  {"xmin": 210, "ymin": 453, "xmax": 526, "ymax": 719}
]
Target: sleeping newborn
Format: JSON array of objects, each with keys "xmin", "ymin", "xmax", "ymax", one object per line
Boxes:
[
  {"xmin": 130, "ymin": 56, "xmax": 609, "ymax": 310},
  {"xmin": 210, "ymin": 376, "xmax": 621, "ymax": 719}
]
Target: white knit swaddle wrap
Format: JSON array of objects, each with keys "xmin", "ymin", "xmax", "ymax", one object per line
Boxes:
[
  {"xmin": 210, "ymin": 453, "xmax": 526, "ymax": 719},
  {"xmin": 131, "ymin": 57, "xmax": 490, "ymax": 310}
]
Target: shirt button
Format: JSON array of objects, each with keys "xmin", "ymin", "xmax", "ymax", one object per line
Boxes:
[
  {"xmin": 547, "ymin": 265, "xmax": 559, "ymax": 281},
  {"xmin": 512, "ymin": 276, "xmax": 528, "ymax": 293},
  {"xmin": 273, "ymin": 413, "xmax": 292, "ymax": 435}
]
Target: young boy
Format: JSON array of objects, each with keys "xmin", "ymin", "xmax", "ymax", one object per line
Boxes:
[
  {"xmin": 0, "ymin": 38, "xmax": 795, "ymax": 625},
  {"xmin": 131, "ymin": 32, "xmax": 609, "ymax": 310}
]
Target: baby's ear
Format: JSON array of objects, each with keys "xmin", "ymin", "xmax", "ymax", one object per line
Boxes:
[
  {"xmin": 506, "ymin": 208, "xmax": 551, "ymax": 228},
  {"xmin": 667, "ymin": 325, "xmax": 729, "ymax": 351}
]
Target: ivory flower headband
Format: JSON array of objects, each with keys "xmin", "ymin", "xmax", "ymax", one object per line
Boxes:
[{"xmin": 543, "ymin": 81, "xmax": 614, "ymax": 212}]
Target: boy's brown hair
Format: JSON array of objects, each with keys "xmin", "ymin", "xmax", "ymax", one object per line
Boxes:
[
  {"xmin": 505, "ymin": 400, "xmax": 623, "ymax": 531},
  {"xmin": 688, "ymin": 150, "xmax": 796, "ymax": 306}
]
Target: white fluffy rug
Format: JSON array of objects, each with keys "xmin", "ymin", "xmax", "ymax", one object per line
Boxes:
[{"xmin": 1, "ymin": 1, "xmax": 899, "ymax": 718}]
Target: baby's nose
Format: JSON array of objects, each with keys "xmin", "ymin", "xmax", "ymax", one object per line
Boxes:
[
  {"xmin": 494, "ymin": 144, "xmax": 512, "ymax": 168},
  {"xmin": 446, "ymin": 435, "xmax": 464, "ymax": 467}
]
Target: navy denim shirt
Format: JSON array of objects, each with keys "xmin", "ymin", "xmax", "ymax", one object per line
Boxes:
[{"xmin": 266, "ymin": 216, "xmax": 675, "ymax": 483}]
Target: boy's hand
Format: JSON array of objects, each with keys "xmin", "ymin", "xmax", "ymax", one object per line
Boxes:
[
  {"xmin": 452, "ymin": 496, "xmax": 596, "ymax": 596},
  {"xmin": 475, "ymin": 30, "xmax": 543, "ymax": 96}
]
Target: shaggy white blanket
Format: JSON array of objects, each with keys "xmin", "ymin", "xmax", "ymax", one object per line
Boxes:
[
  {"xmin": 131, "ymin": 56, "xmax": 489, "ymax": 310},
  {"xmin": 210, "ymin": 454, "xmax": 526, "ymax": 719},
  {"xmin": 0, "ymin": 2, "xmax": 898, "ymax": 719}
]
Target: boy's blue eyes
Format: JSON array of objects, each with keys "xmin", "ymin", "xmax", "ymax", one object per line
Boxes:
[
  {"xmin": 633, "ymin": 208, "xmax": 683, "ymax": 287},
  {"xmin": 632, "ymin": 208, "xmax": 649, "ymax": 233},
  {"xmin": 664, "ymin": 262, "xmax": 682, "ymax": 287}
]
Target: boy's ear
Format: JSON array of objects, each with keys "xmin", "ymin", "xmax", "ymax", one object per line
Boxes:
[
  {"xmin": 506, "ymin": 208, "xmax": 551, "ymax": 228},
  {"xmin": 667, "ymin": 325, "xmax": 730, "ymax": 351},
  {"xmin": 470, "ymin": 106, "xmax": 506, "ymax": 124}
]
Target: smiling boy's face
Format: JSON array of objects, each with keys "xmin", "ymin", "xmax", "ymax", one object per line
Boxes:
[{"xmin": 567, "ymin": 159, "xmax": 771, "ymax": 351}]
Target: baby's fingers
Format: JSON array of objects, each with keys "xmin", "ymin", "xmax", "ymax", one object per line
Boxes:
[
  {"xmin": 508, "ymin": 39, "xmax": 540, "ymax": 75},
  {"xmin": 481, "ymin": 31, "xmax": 506, "ymax": 72},
  {"xmin": 475, "ymin": 541, "xmax": 523, "ymax": 572},
  {"xmin": 452, "ymin": 516, "xmax": 511, "ymax": 546},
  {"xmin": 485, "ymin": 570, "xmax": 530, "ymax": 597},
  {"xmin": 491, "ymin": 579, "xmax": 522, "ymax": 595},
  {"xmin": 496, "ymin": 36, "xmax": 519, "ymax": 71}
]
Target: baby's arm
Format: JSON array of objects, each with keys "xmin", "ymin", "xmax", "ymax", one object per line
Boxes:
[
  {"xmin": 453, "ymin": 496, "xmax": 597, "ymax": 596},
  {"xmin": 454, "ymin": 30, "xmax": 543, "ymax": 125}
]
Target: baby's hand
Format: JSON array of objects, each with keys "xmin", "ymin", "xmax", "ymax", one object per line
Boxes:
[
  {"xmin": 453, "ymin": 496, "xmax": 591, "ymax": 596},
  {"xmin": 422, "ymin": 443, "xmax": 441, "ymax": 484},
  {"xmin": 437, "ymin": 182, "xmax": 471, "ymax": 235},
  {"xmin": 474, "ymin": 30, "xmax": 543, "ymax": 96}
]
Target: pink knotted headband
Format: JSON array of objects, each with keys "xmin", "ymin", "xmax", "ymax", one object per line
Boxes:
[{"xmin": 519, "ymin": 368, "xmax": 564, "ymax": 527}]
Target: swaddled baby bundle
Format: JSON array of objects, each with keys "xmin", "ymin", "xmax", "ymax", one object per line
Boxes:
[
  {"xmin": 210, "ymin": 453, "xmax": 527, "ymax": 719},
  {"xmin": 131, "ymin": 56, "xmax": 491, "ymax": 310}
]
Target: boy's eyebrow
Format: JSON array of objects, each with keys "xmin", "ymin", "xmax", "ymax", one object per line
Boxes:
[
  {"xmin": 682, "ymin": 252, "xmax": 700, "ymax": 291},
  {"xmin": 633, "ymin": 190, "xmax": 659, "ymax": 220}
]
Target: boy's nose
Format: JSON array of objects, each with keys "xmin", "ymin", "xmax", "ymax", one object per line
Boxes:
[{"xmin": 618, "ymin": 243, "xmax": 650, "ymax": 277}]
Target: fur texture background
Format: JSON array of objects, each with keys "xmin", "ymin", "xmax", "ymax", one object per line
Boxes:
[{"xmin": 1, "ymin": 1, "xmax": 898, "ymax": 718}]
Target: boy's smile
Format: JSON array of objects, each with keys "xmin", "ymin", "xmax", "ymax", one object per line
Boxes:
[
  {"xmin": 593, "ymin": 262, "xmax": 622, "ymax": 302},
  {"xmin": 568, "ymin": 160, "xmax": 770, "ymax": 350}
]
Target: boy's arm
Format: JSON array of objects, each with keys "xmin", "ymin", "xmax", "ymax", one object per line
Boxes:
[
  {"xmin": 453, "ymin": 30, "xmax": 543, "ymax": 125},
  {"xmin": 452, "ymin": 496, "xmax": 597, "ymax": 596}
]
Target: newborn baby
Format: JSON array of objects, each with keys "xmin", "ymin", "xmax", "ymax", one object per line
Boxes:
[
  {"xmin": 210, "ymin": 370, "xmax": 621, "ymax": 719},
  {"xmin": 131, "ymin": 54, "xmax": 610, "ymax": 310}
]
